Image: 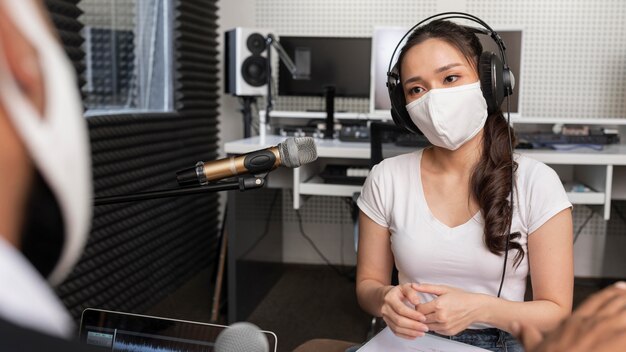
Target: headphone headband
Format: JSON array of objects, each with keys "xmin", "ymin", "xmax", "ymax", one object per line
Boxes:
[{"xmin": 386, "ymin": 12, "xmax": 508, "ymax": 76}]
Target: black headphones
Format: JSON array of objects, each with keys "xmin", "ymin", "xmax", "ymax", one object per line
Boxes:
[{"xmin": 386, "ymin": 12, "xmax": 515, "ymax": 134}]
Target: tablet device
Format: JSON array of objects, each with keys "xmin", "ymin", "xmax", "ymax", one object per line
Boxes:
[{"xmin": 79, "ymin": 308, "xmax": 278, "ymax": 351}]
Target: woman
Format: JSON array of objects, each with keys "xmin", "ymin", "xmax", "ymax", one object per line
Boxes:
[{"xmin": 356, "ymin": 19, "xmax": 573, "ymax": 351}]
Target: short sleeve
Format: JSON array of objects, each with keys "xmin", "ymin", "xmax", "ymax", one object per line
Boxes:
[
  {"xmin": 357, "ymin": 163, "xmax": 389, "ymax": 228},
  {"xmin": 524, "ymin": 162, "xmax": 573, "ymax": 234}
]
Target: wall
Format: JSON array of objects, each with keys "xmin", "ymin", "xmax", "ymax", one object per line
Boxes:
[
  {"xmin": 218, "ymin": 0, "xmax": 626, "ymax": 277},
  {"xmin": 45, "ymin": 0, "xmax": 222, "ymax": 320},
  {"xmin": 216, "ymin": 0, "xmax": 256, "ymax": 219}
]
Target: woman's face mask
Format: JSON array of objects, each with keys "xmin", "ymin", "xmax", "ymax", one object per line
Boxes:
[
  {"xmin": 406, "ymin": 81, "xmax": 488, "ymax": 150},
  {"xmin": 0, "ymin": 0, "xmax": 92, "ymax": 285}
]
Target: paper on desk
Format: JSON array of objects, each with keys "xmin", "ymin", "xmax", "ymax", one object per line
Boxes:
[{"xmin": 357, "ymin": 327, "xmax": 490, "ymax": 352}]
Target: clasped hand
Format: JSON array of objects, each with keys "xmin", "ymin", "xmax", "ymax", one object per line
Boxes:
[
  {"xmin": 413, "ymin": 283, "xmax": 486, "ymax": 336},
  {"xmin": 382, "ymin": 283, "xmax": 485, "ymax": 339},
  {"xmin": 380, "ymin": 283, "xmax": 429, "ymax": 339}
]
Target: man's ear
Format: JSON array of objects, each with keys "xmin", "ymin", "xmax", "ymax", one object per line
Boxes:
[{"xmin": 0, "ymin": 7, "xmax": 45, "ymax": 115}]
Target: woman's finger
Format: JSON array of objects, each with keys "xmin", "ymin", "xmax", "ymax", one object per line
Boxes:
[
  {"xmin": 384, "ymin": 308, "xmax": 429, "ymax": 332},
  {"xmin": 387, "ymin": 293, "xmax": 427, "ymax": 323},
  {"xmin": 399, "ymin": 283, "xmax": 421, "ymax": 306}
]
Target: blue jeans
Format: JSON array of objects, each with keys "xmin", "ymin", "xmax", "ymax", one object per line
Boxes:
[
  {"xmin": 346, "ymin": 328, "xmax": 523, "ymax": 352},
  {"xmin": 430, "ymin": 328, "xmax": 524, "ymax": 352}
]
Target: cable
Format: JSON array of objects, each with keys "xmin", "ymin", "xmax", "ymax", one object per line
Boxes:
[
  {"xmin": 497, "ymin": 88, "xmax": 514, "ymax": 298},
  {"xmin": 239, "ymin": 190, "xmax": 280, "ymax": 260},
  {"xmin": 573, "ymin": 208, "xmax": 595, "ymax": 244},
  {"xmin": 295, "ymin": 209, "xmax": 354, "ymax": 280},
  {"xmin": 611, "ymin": 203, "xmax": 626, "ymax": 226},
  {"xmin": 250, "ymin": 99, "xmax": 260, "ymax": 134},
  {"xmin": 340, "ymin": 200, "xmax": 347, "ymax": 270}
]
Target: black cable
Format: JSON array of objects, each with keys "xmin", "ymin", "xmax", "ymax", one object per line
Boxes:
[
  {"xmin": 295, "ymin": 209, "xmax": 353, "ymax": 280},
  {"xmin": 612, "ymin": 203, "xmax": 626, "ymax": 226},
  {"xmin": 251, "ymin": 100, "xmax": 260, "ymax": 134},
  {"xmin": 211, "ymin": 204, "xmax": 229, "ymax": 283},
  {"xmin": 340, "ymin": 201, "xmax": 347, "ymax": 269},
  {"xmin": 264, "ymin": 36, "xmax": 274, "ymax": 129},
  {"xmin": 497, "ymin": 91, "xmax": 514, "ymax": 298},
  {"xmin": 239, "ymin": 190, "xmax": 280, "ymax": 260},
  {"xmin": 573, "ymin": 208, "xmax": 595, "ymax": 244}
]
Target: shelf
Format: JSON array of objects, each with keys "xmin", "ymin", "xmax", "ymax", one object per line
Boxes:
[
  {"xmin": 519, "ymin": 145, "xmax": 626, "ymax": 165},
  {"xmin": 227, "ymin": 134, "xmax": 624, "ymax": 219},
  {"xmin": 299, "ymin": 176, "xmax": 362, "ymax": 197},
  {"xmin": 566, "ymin": 192, "xmax": 605, "ymax": 205},
  {"xmin": 260, "ymin": 110, "xmax": 376, "ymax": 121},
  {"xmin": 261, "ymin": 111, "xmax": 626, "ymax": 125},
  {"xmin": 512, "ymin": 116, "xmax": 626, "ymax": 125}
]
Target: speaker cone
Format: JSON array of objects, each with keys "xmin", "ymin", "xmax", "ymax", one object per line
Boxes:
[
  {"xmin": 241, "ymin": 56, "xmax": 268, "ymax": 87},
  {"xmin": 247, "ymin": 33, "xmax": 267, "ymax": 55}
]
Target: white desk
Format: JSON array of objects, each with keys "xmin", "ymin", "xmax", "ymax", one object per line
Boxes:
[{"xmin": 225, "ymin": 135, "xmax": 626, "ymax": 220}]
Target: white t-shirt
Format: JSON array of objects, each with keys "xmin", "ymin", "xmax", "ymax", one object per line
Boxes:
[
  {"xmin": 357, "ymin": 149, "xmax": 571, "ymax": 329},
  {"xmin": 0, "ymin": 236, "xmax": 74, "ymax": 337}
]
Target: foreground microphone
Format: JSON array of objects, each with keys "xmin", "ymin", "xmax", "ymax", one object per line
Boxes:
[
  {"xmin": 176, "ymin": 137, "xmax": 317, "ymax": 186},
  {"xmin": 214, "ymin": 322, "xmax": 269, "ymax": 352}
]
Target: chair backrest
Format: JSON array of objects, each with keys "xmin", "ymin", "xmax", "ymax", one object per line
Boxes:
[{"xmin": 369, "ymin": 121, "xmax": 430, "ymax": 169}]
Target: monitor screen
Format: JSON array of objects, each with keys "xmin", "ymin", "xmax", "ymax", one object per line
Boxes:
[
  {"xmin": 370, "ymin": 27, "xmax": 523, "ymax": 116},
  {"xmin": 278, "ymin": 36, "xmax": 371, "ymax": 97}
]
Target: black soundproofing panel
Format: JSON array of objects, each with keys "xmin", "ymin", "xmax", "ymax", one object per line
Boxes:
[
  {"xmin": 44, "ymin": 0, "xmax": 86, "ymax": 94},
  {"xmin": 43, "ymin": 0, "xmax": 221, "ymax": 321}
]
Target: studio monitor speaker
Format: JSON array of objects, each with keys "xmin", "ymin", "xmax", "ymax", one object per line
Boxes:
[{"xmin": 225, "ymin": 27, "xmax": 273, "ymax": 96}]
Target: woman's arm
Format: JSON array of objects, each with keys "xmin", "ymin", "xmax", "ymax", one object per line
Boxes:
[
  {"xmin": 356, "ymin": 211, "xmax": 428, "ymax": 339},
  {"xmin": 415, "ymin": 208, "xmax": 573, "ymax": 335},
  {"xmin": 481, "ymin": 207, "xmax": 574, "ymax": 332}
]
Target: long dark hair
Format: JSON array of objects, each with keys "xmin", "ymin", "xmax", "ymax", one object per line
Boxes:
[{"xmin": 398, "ymin": 20, "xmax": 524, "ymax": 265}]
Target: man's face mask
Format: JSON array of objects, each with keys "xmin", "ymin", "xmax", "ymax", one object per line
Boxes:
[
  {"xmin": 0, "ymin": 0, "xmax": 92, "ymax": 285},
  {"xmin": 406, "ymin": 81, "xmax": 488, "ymax": 151}
]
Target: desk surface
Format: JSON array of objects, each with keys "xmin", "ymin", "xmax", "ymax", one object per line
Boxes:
[
  {"xmin": 224, "ymin": 135, "xmax": 626, "ymax": 165},
  {"xmin": 225, "ymin": 135, "xmax": 371, "ymax": 159}
]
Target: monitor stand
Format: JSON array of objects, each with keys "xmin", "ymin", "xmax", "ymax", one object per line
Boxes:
[{"xmin": 324, "ymin": 85, "xmax": 335, "ymax": 139}]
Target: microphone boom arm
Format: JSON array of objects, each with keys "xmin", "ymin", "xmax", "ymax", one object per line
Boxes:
[
  {"xmin": 94, "ymin": 176, "xmax": 266, "ymax": 206},
  {"xmin": 266, "ymin": 34, "xmax": 298, "ymax": 78}
]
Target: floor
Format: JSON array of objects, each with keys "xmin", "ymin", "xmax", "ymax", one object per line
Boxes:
[{"xmin": 146, "ymin": 264, "xmax": 616, "ymax": 352}]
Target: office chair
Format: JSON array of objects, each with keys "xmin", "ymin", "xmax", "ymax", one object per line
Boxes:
[{"xmin": 370, "ymin": 121, "xmax": 430, "ymax": 167}]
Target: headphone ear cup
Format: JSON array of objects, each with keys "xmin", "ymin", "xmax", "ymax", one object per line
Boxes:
[
  {"xmin": 479, "ymin": 51, "xmax": 505, "ymax": 114},
  {"xmin": 387, "ymin": 75, "xmax": 422, "ymax": 134},
  {"xmin": 390, "ymin": 84, "xmax": 419, "ymax": 134}
]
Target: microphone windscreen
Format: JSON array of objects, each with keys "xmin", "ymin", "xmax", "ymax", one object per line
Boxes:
[
  {"xmin": 279, "ymin": 137, "xmax": 318, "ymax": 168},
  {"xmin": 214, "ymin": 322, "xmax": 269, "ymax": 352}
]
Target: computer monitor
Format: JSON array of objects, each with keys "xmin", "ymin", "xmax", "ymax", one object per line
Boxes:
[
  {"xmin": 278, "ymin": 36, "xmax": 371, "ymax": 97},
  {"xmin": 370, "ymin": 27, "xmax": 524, "ymax": 117}
]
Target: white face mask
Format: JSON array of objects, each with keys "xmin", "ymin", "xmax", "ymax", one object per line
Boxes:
[
  {"xmin": 406, "ymin": 81, "xmax": 488, "ymax": 151},
  {"xmin": 0, "ymin": 0, "xmax": 92, "ymax": 285}
]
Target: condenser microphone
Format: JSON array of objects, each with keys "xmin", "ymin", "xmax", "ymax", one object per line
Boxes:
[
  {"xmin": 176, "ymin": 137, "xmax": 317, "ymax": 186},
  {"xmin": 214, "ymin": 322, "xmax": 269, "ymax": 352}
]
